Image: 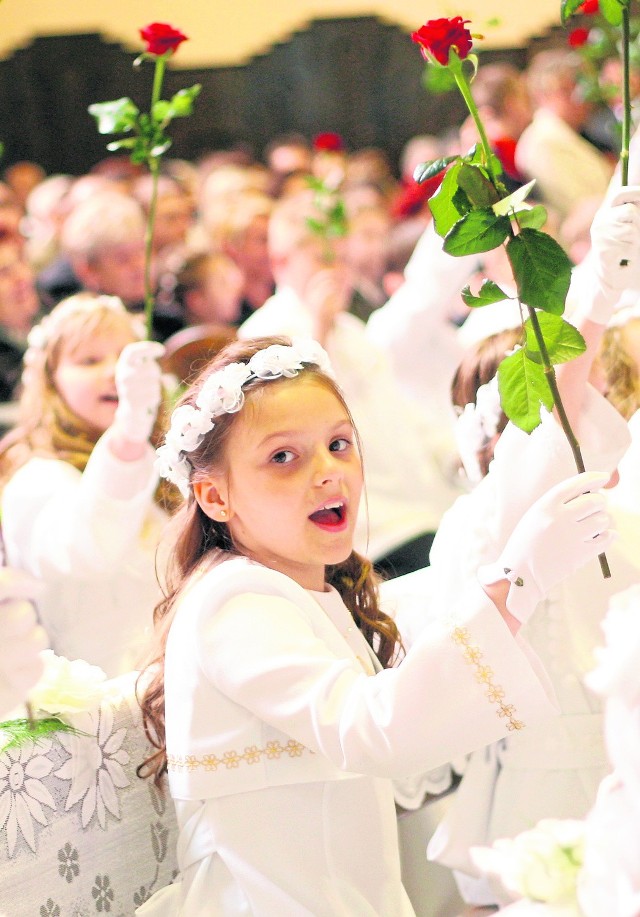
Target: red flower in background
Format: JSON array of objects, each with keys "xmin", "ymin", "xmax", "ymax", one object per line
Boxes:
[
  {"xmin": 411, "ymin": 17, "xmax": 473, "ymax": 66},
  {"xmin": 579, "ymin": 0, "xmax": 599, "ymax": 14},
  {"xmin": 139, "ymin": 22, "xmax": 188, "ymax": 56},
  {"xmin": 568, "ymin": 26, "xmax": 590, "ymax": 47},
  {"xmin": 313, "ymin": 132, "xmax": 345, "ymax": 152}
]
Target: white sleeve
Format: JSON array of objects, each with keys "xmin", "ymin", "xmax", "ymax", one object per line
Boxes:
[
  {"xmin": 197, "ymin": 579, "xmax": 558, "ymax": 780},
  {"xmin": 1, "ymin": 435, "xmax": 159, "ymax": 579}
]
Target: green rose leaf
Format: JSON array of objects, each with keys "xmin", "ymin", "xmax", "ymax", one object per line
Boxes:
[
  {"xmin": 506, "ymin": 229, "xmax": 573, "ymax": 314},
  {"xmin": 443, "ymin": 209, "xmax": 511, "ymax": 256},
  {"xmin": 430, "ymin": 162, "xmax": 471, "ymax": 236},
  {"xmin": 153, "ymin": 84, "xmax": 202, "ymax": 123},
  {"xmin": 457, "ymin": 163, "xmax": 501, "ymax": 208},
  {"xmin": 492, "ymin": 179, "xmax": 536, "ymax": 216},
  {"xmin": 106, "ymin": 138, "xmax": 138, "ymax": 152},
  {"xmin": 461, "ymin": 279, "xmax": 512, "ymax": 308},
  {"xmin": 514, "ymin": 205, "xmax": 548, "ymax": 231},
  {"xmin": 88, "ymin": 98, "xmax": 139, "ymax": 135},
  {"xmin": 413, "ymin": 156, "xmax": 457, "ymax": 184},
  {"xmin": 465, "ymin": 144, "xmax": 503, "ymax": 178},
  {"xmin": 599, "ymin": 0, "xmax": 625, "ymax": 27},
  {"xmin": 560, "ymin": 0, "xmax": 588, "ymax": 22},
  {"xmin": 524, "ymin": 313, "xmax": 587, "ymax": 365},
  {"xmin": 422, "ymin": 63, "xmax": 458, "ymax": 93},
  {"xmin": 498, "ymin": 348, "xmax": 554, "ymax": 433}
]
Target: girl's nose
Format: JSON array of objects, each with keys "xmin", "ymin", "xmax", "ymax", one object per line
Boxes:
[{"xmin": 313, "ymin": 450, "xmax": 342, "ymax": 486}]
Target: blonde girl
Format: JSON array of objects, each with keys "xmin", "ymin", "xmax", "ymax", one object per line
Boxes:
[
  {"xmin": 136, "ymin": 334, "xmax": 612, "ymax": 916},
  {"xmin": 0, "ymin": 292, "xmax": 178, "ymax": 676}
]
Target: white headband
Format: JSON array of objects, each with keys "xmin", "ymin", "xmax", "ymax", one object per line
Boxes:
[
  {"xmin": 24, "ymin": 294, "xmax": 136, "ymax": 358},
  {"xmin": 156, "ymin": 338, "xmax": 334, "ymax": 497}
]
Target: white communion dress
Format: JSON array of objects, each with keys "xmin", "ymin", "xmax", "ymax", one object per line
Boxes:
[
  {"xmin": 420, "ymin": 389, "xmax": 638, "ymax": 906},
  {"xmin": 137, "ymin": 553, "xmax": 559, "ymax": 916},
  {"xmin": 1, "ymin": 430, "xmax": 168, "ymax": 677}
]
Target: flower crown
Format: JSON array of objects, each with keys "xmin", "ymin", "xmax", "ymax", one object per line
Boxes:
[
  {"xmin": 454, "ymin": 374, "xmax": 503, "ymax": 485},
  {"xmin": 25, "ymin": 294, "xmax": 136, "ymax": 360},
  {"xmin": 155, "ymin": 338, "xmax": 334, "ymax": 497}
]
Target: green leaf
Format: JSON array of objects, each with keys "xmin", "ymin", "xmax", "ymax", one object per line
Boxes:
[
  {"xmin": 413, "ymin": 156, "xmax": 457, "ymax": 184},
  {"xmin": 461, "ymin": 279, "xmax": 512, "ymax": 308},
  {"xmin": 561, "ymin": 0, "xmax": 587, "ymax": 22},
  {"xmin": 506, "ymin": 229, "xmax": 573, "ymax": 314},
  {"xmin": 430, "ymin": 162, "xmax": 470, "ymax": 237},
  {"xmin": 514, "ymin": 205, "xmax": 548, "ymax": 231},
  {"xmin": 524, "ymin": 312, "xmax": 586, "ymax": 365},
  {"xmin": 599, "ymin": 0, "xmax": 625, "ymax": 26},
  {"xmin": 492, "ymin": 179, "xmax": 536, "ymax": 216},
  {"xmin": 443, "ymin": 209, "xmax": 511, "ymax": 256},
  {"xmin": 422, "ymin": 63, "xmax": 458, "ymax": 94},
  {"xmin": 464, "ymin": 144, "xmax": 503, "ymax": 177},
  {"xmin": 88, "ymin": 97, "xmax": 139, "ymax": 135},
  {"xmin": 153, "ymin": 84, "xmax": 202, "ymax": 124},
  {"xmin": 457, "ymin": 163, "xmax": 501, "ymax": 208},
  {"xmin": 106, "ymin": 138, "xmax": 138, "ymax": 152},
  {"xmin": 498, "ymin": 348, "xmax": 554, "ymax": 433}
]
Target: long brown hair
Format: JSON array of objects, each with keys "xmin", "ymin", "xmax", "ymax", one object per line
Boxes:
[
  {"xmin": 0, "ymin": 292, "xmax": 180, "ymax": 512},
  {"xmin": 594, "ymin": 319, "xmax": 640, "ymax": 421},
  {"xmin": 137, "ymin": 335, "xmax": 403, "ymax": 784}
]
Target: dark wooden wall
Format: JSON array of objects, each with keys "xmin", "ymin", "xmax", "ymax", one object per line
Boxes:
[{"xmin": 0, "ymin": 16, "xmax": 564, "ymax": 175}]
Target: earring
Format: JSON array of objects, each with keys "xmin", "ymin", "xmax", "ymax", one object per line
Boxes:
[{"xmin": 219, "ymin": 509, "xmax": 227, "ymax": 519}]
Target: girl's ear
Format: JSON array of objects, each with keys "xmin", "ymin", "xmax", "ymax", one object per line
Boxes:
[{"xmin": 192, "ymin": 475, "xmax": 231, "ymax": 522}]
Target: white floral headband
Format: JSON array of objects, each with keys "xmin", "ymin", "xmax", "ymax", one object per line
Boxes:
[
  {"xmin": 24, "ymin": 294, "xmax": 137, "ymax": 361},
  {"xmin": 454, "ymin": 374, "xmax": 503, "ymax": 485},
  {"xmin": 156, "ymin": 338, "xmax": 335, "ymax": 497}
]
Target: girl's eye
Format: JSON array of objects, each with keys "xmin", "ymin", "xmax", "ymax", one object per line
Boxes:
[
  {"xmin": 79, "ymin": 356, "xmax": 101, "ymax": 366},
  {"xmin": 329, "ymin": 437, "xmax": 351, "ymax": 453},
  {"xmin": 271, "ymin": 450, "xmax": 295, "ymax": 465}
]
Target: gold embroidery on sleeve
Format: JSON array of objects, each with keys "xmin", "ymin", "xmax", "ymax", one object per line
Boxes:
[
  {"xmin": 168, "ymin": 738, "xmax": 310, "ymax": 773},
  {"xmin": 451, "ymin": 626, "xmax": 524, "ymax": 731}
]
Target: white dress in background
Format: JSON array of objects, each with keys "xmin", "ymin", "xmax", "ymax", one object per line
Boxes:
[
  {"xmin": 422, "ymin": 390, "xmax": 638, "ymax": 906},
  {"xmin": 1, "ymin": 431, "xmax": 168, "ymax": 677}
]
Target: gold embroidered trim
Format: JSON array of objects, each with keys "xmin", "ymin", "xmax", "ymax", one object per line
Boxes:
[
  {"xmin": 167, "ymin": 739, "xmax": 310, "ymax": 772},
  {"xmin": 451, "ymin": 626, "xmax": 525, "ymax": 731}
]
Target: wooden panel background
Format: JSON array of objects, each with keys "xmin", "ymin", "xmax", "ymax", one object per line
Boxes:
[{"xmin": 0, "ymin": 16, "xmax": 566, "ymax": 175}]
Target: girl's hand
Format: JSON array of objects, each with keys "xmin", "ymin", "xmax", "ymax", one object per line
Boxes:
[
  {"xmin": 304, "ymin": 265, "xmax": 352, "ymax": 344},
  {"xmin": 112, "ymin": 341, "xmax": 165, "ymax": 445},
  {"xmin": 479, "ymin": 471, "xmax": 615, "ymax": 624}
]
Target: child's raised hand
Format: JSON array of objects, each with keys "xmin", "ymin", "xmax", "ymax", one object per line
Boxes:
[
  {"xmin": 585, "ymin": 185, "xmax": 640, "ymax": 323},
  {"xmin": 113, "ymin": 340, "xmax": 165, "ymax": 444},
  {"xmin": 0, "ymin": 569, "xmax": 48, "ymax": 718},
  {"xmin": 479, "ymin": 471, "xmax": 615, "ymax": 624},
  {"xmin": 304, "ymin": 265, "xmax": 352, "ymax": 344}
]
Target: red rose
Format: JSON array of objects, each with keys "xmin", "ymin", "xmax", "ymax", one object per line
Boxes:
[
  {"xmin": 139, "ymin": 22, "xmax": 188, "ymax": 56},
  {"xmin": 411, "ymin": 17, "xmax": 473, "ymax": 66},
  {"xmin": 568, "ymin": 26, "xmax": 590, "ymax": 47},
  {"xmin": 579, "ymin": 0, "xmax": 599, "ymax": 14},
  {"xmin": 312, "ymin": 132, "xmax": 345, "ymax": 152}
]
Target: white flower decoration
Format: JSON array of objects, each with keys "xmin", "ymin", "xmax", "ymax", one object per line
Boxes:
[
  {"xmin": 54, "ymin": 703, "xmax": 129, "ymax": 829},
  {"xmin": 0, "ymin": 739, "xmax": 56, "ymax": 855},
  {"xmin": 29, "ymin": 650, "xmax": 107, "ymax": 717},
  {"xmin": 156, "ymin": 338, "xmax": 334, "ymax": 495}
]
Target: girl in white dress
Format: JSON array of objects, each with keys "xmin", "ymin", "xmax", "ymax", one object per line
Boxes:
[
  {"xmin": 136, "ymin": 335, "xmax": 613, "ymax": 916},
  {"xmin": 0, "ymin": 293, "xmax": 178, "ymax": 677}
]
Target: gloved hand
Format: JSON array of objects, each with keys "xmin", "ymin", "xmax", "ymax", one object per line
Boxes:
[
  {"xmin": 479, "ymin": 471, "xmax": 615, "ymax": 623},
  {"xmin": 0, "ymin": 569, "xmax": 48, "ymax": 718},
  {"xmin": 580, "ymin": 185, "xmax": 640, "ymax": 323},
  {"xmin": 112, "ymin": 341, "xmax": 165, "ymax": 444}
]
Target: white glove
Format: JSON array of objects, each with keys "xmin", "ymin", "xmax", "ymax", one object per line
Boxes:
[
  {"xmin": 479, "ymin": 471, "xmax": 615, "ymax": 623},
  {"xmin": 581, "ymin": 185, "xmax": 640, "ymax": 323},
  {"xmin": 0, "ymin": 569, "xmax": 48, "ymax": 719},
  {"xmin": 112, "ymin": 341, "xmax": 165, "ymax": 443}
]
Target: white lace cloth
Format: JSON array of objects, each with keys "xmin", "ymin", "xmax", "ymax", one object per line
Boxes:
[{"xmin": 0, "ymin": 672, "xmax": 178, "ymax": 917}]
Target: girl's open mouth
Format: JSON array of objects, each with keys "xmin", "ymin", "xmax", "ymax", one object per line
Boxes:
[{"xmin": 308, "ymin": 501, "xmax": 348, "ymax": 531}]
